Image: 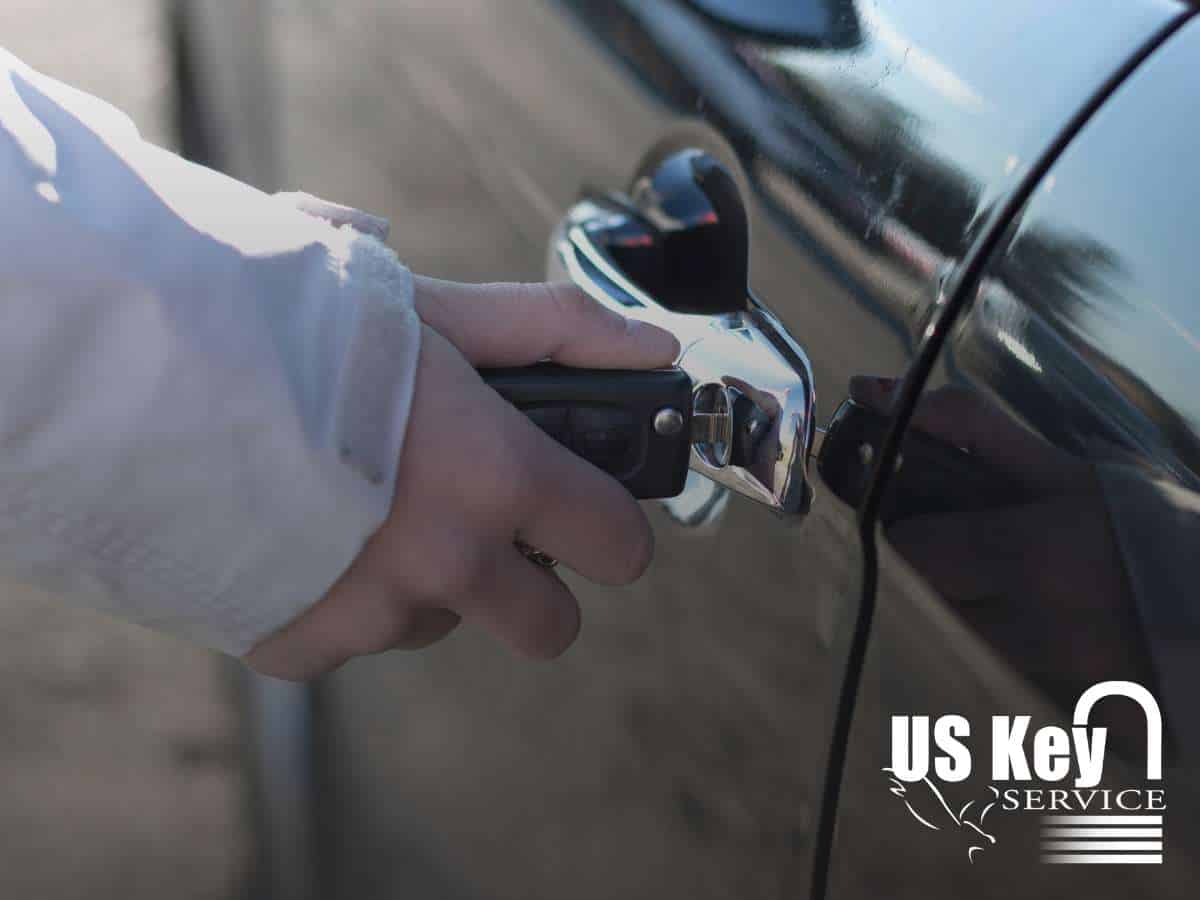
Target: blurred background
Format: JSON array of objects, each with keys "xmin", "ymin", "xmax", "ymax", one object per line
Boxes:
[{"xmin": 0, "ymin": 2, "xmax": 248, "ymax": 897}]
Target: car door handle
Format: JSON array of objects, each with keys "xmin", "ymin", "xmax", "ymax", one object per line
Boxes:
[{"xmin": 547, "ymin": 149, "xmax": 817, "ymax": 516}]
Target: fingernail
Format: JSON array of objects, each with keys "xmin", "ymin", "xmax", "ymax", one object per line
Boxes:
[{"xmin": 628, "ymin": 318, "xmax": 681, "ymax": 364}]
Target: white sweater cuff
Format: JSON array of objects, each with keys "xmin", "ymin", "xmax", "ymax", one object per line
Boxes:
[{"xmin": 216, "ymin": 237, "xmax": 421, "ymax": 655}]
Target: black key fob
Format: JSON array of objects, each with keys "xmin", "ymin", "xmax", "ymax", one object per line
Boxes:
[
  {"xmin": 481, "ymin": 364, "xmax": 693, "ymax": 499},
  {"xmin": 819, "ymin": 398, "xmax": 1029, "ymax": 523}
]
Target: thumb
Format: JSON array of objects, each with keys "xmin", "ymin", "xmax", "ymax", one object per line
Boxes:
[{"xmin": 413, "ymin": 276, "xmax": 680, "ymax": 369}]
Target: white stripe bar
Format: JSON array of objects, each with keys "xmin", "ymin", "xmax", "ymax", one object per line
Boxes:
[
  {"xmin": 1041, "ymin": 841, "xmax": 1162, "ymax": 851},
  {"xmin": 1041, "ymin": 828, "xmax": 1162, "ymax": 838},
  {"xmin": 1041, "ymin": 815, "xmax": 1162, "ymax": 825},
  {"xmin": 1043, "ymin": 854, "xmax": 1162, "ymax": 865}
]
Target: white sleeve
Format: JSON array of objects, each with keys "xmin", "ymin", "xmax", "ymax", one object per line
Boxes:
[{"xmin": 0, "ymin": 48, "xmax": 421, "ymax": 656}]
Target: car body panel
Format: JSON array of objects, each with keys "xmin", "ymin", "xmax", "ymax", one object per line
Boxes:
[{"xmin": 834, "ymin": 15, "xmax": 1200, "ymax": 898}]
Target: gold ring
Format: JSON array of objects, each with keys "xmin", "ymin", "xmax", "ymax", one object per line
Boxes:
[{"xmin": 515, "ymin": 539, "xmax": 558, "ymax": 569}]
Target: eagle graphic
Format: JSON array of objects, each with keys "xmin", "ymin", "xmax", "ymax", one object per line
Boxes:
[{"xmin": 883, "ymin": 768, "xmax": 1003, "ymax": 863}]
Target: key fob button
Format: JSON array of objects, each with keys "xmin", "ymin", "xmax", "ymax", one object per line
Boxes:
[
  {"xmin": 569, "ymin": 407, "xmax": 639, "ymax": 475},
  {"xmin": 572, "ymin": 428, "xmax": 636, "ymax": 474}
]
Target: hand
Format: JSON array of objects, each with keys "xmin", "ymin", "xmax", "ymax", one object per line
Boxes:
[{"xmin": 246, "ymin": 277, "xmax": 679, "ymax": 680}]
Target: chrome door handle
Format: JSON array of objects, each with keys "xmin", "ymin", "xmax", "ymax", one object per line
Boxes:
[{"xmin": 547, "ymin": 150, "xmax": 817, "ymax": 516}]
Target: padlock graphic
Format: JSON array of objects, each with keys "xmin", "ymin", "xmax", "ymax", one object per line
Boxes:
[{"xmin": 1071, "ymin": 680, "xmax": 1164, "ymax": 788}]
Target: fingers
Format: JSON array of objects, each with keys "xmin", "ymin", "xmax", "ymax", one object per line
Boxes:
[
  {"xmin": 413, "ymin": 276, "xmax": 680, "ymax": 369},
  {"xmin": 389, "ymin": 608, "xmax": 463, "ymax": 650},
  {"xmin": 404, "ymin": 327, "xmax": 654, "ymax": 586},
  {"xmin": 246, "ymin": 529, "xmax": 577, "ymax": 677},
  {"xmin": 458, "ymin": 547, "xmax": 581, "ymax": 659},
  {"xmin": 410, "ymin": 276, "xmax": 665, "ymax": 583},
  {"xmin": 500, "ymin": 402, "xmax": 654, "ymax": 586},
  {"xmin": 243, "ymin": 554, "xmax": 464, "ymax": 680},
  {"xmin": 723, "ymin": 375, "xmax": 782, "ymax": 415}
]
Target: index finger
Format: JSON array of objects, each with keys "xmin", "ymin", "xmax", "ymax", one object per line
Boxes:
[{"xmin": 413, "ymin": 276, "xmax": 680, "ymax": 369}]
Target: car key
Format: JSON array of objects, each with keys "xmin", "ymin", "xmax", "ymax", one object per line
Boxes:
[{"xmin": 480, "ymin": 363, "xmax": 694, "ymax": 499}]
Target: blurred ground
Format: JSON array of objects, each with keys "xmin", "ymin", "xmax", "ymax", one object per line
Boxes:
[{"xmin": 0, "ymin": 3, "xmax": 247, "ymax": 897}]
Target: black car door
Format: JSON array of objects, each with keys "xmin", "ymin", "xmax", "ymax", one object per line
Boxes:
[
  {"xmin": 831, "ymin": 11, "xmax": 1199, "ymax": 898},
  {"xmin": 176, "ymin": 1, "xmax": 1188, "ymax": 897}
]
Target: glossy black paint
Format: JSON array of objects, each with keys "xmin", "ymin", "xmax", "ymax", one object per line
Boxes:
[
  {"xmin": 562, "ymin": 0, "xmax": 1180, "ymax": 402},
  {"xmin": 836, "ymin": 15, "xmax": 1200, "ymax": 898},
  {"xmin": 176, "ymin": 0, "xmax": 1197, "ymax": 897}
]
